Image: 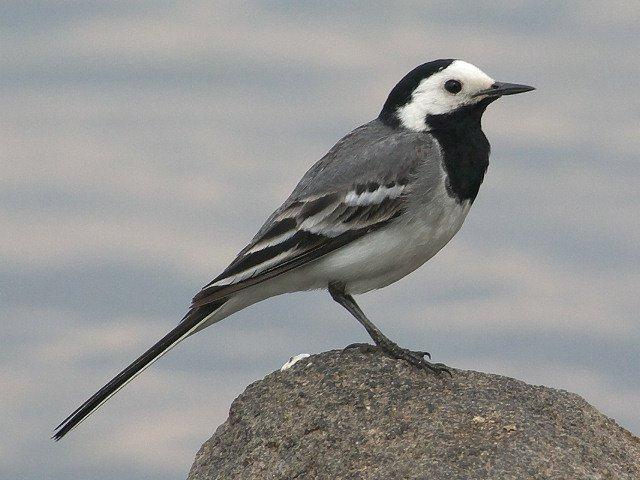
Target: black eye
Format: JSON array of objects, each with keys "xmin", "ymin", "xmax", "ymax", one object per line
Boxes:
[{"xmin": 444, "ymin": 79, "xmax": 462, "ymax": 94}]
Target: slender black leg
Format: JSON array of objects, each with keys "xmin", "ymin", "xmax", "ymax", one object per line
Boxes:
[{"xmin": 328, "ymin": 283, "xmax": 450, "ymax": 375}]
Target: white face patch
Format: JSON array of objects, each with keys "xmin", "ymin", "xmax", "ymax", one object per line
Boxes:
[{"xmin": 396, "ymin": 60, "xmax": 495, "ymax": 131}]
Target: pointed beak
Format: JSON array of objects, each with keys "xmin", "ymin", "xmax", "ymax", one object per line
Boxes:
[{"xmin": 474, "ymin": 82, "xmax": 535, "ymax": 98}]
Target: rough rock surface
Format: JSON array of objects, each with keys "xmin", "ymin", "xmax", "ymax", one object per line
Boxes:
[{"xmin": 188, "ymin": 347, "xmax": 640, "ymax": 480}]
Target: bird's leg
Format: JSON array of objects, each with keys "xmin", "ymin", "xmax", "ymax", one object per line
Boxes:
[{"xmin": 328, "ymin": 283, "xmax": 450, "ymax": 375}]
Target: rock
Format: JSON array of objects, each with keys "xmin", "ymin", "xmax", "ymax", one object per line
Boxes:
[{"xmin": 187, "ymin": 347, "xmax": 640, "ymax": 480}]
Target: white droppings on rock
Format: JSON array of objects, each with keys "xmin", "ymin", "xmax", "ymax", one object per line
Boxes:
[{"xmin": 280, "ymin": 354, "xmax": 311, "ymax": 371}]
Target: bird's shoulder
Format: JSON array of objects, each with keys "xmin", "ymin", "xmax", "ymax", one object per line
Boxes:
[
  {"xmin": 289, "ymin": 119, "xmax": 442, "ymax": 200},
  {"xmin": 244, "ymin": 119, "xmax": 444, "ymax": 246}
]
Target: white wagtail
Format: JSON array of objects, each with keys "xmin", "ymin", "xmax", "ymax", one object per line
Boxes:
[{"xmin": 54, "ymin": 59, "xmax": 534, "ymax": 439}]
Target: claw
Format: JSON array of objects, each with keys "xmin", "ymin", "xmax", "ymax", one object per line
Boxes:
[
  {"xmin": 415, "ymin": 350, "xmax": 431, "ymax": 359},
  {"xmin": 415, "ymin": 359, "xmax": 451, "ymax": 376},
  {"xmin": 429, "ymin": 362, "xmax": 453, "ymax": 377}
]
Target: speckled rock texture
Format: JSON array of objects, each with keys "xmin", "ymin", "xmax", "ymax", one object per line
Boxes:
[{"xmin": 188, "ymin": 347, "xmax": 640, "ymax": 480}]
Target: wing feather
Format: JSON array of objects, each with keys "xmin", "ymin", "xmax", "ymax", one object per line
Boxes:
[{"xmin": 190, "ymin": 181, "xmax": 408, "ymax": 308}]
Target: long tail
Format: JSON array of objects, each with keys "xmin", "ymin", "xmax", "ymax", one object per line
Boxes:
[{"xmin": 53, "ymin": 301, "xmax": 226, "ymax": 441}]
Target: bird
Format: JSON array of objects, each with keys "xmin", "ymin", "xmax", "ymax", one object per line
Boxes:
[{"xmin": 53, "ymin": 59, "xmax": 534, "ymax": 440}]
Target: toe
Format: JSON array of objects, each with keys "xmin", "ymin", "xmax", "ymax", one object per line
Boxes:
[
  {"xmin": 414, "ymin": 350, "xmax": 431, "ymax": 359},
  {"xmin": 344, "ymin": 342, "xmax": 372, "ymax": 350},
  {"xmin": 429, "ymin": 362, "xmax": 452, "ymax": 376}
]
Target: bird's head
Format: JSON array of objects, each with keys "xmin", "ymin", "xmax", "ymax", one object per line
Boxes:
[{"xmin": 379, "ymin": 59, "xmax": 534, "ymax": 131}]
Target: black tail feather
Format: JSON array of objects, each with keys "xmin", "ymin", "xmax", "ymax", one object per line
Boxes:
[{"xmin": 53, "ymin": 302, "xmax": 224, "ymax": 440}]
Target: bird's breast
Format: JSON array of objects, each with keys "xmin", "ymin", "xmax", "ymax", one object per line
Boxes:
[{"xmin": 431, "ymin": 126, "xmax": 490, "ymax": 204}]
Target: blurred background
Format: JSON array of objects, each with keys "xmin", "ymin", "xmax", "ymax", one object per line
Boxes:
[{"xmin": 2, "ymin": 1, "xmax": 639, "ymax": 479}]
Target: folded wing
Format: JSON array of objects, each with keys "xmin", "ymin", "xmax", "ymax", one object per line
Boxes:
[{"xmin": 191, "ymin": 179, "xmax": 410, "ymax": 308}]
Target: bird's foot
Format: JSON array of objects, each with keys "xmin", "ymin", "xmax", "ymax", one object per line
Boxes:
[
  {"xmin": 344, "ymin": 342, "xmax": 430, "ymax": 358},
  {"xmin": 377, "ymin": 339, "xmax": 451, "ymax": 376},
  {"xmin": 344, "ymin": 340, "xmax": 449, "ymax": 375}
]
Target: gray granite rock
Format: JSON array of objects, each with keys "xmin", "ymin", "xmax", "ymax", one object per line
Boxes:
[{"xmin": 187, "ymin": 347, "xmax": 640, "ymax": 479}]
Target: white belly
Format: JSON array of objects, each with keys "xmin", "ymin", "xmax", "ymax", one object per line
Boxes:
[{"xmin": 306, "ymin": 194, "xmax": 472, "ymax": 294}]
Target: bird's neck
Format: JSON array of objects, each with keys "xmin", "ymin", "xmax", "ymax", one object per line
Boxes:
[
  {"xmin": 426, "ymin": 103, "xmax": 491, "ymax": 204},
  {"xmin": 424, "ymin": 100, "xmax": 489, "ymax": 132}
]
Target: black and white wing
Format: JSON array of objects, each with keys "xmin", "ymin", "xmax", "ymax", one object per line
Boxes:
[{"xmin": 191, "ymin": 179, "xmax": 410, "ymax": 307}]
